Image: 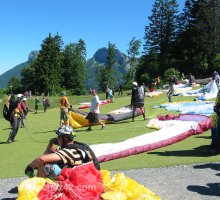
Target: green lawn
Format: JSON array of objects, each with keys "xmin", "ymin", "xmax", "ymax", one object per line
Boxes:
[{"xmin": 0, "ymin": 92, "xmax": 219, "ymax": 178}]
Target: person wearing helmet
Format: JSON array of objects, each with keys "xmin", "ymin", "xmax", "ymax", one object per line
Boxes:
[
  {"xmin": 25, "ymin": 126, "xmax": 99, "ymax": 179},
  {"xmin": 131, "ymin": 82, "xmax": 146, "ymax": 122},
  {"xmin": 60, "ymin": 91, "xmax": 71, "ymax": 126}
]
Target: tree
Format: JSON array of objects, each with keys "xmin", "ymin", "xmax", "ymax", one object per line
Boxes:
[
  {"xmin": 126, "ymin": 37, "xmax": 141, "ymax": 81},
  {"xmin": 7, "ymin": 76, "xmax": 21, "ymax": 94},
  {"xmin": 21, "ymin": 65, "xmax": 36, "ymax": 92},
  {"xmin": 175, "ymin": 0, "xmax": 220, "ymax": 77},
  {"xmin": 98, "ymin": 42, "xmax": 116, "ymax": 91},
  {"xmin": 143, "ymin": 0, "xmax": 179, "ymax": 73},
  {"xmin": 136, "ymin": 50, "xmax": 160, "ymax": 85},
  {"xmin": 27, "ymin": 33, "xmax": 64, "ymax": 95},
  {"xmin": 62, "ymin": 39, "xmax": 87, "ymax": 95}
]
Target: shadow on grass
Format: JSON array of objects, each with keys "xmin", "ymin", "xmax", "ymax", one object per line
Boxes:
[
  {"xmin": 1, "ymin": 198, "xmax": 16, "ymax": 200},
  {"xmin": 194, "ymin": 135, "xmax": 211, "ymax": 139},
  {"xmin": 0, "ymin": 142, "xmax": 8, "ymax": 144},
  {"xmin": 187, "ymin": 183, "xmax": 220, "ymax": 197},
  {"xmin": 2, "ymin": 128, "xmax": 11, "ymax": 130},
  {"xmin": 148, "ymin": 145, "xmax": 217, "ymax": 157},
  {"xmin": 32, "ymin": 130, "xmax": 56, "ymax": 134}
]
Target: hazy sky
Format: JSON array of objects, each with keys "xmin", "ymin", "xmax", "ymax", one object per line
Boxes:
[{"xmin": 0, "ymin": 0, "xmax": 185, "ymax": 75}]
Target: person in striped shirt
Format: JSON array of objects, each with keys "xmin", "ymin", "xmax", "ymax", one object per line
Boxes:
[{"xmin": 25, "ymin": 126, "xmax": 99, "ymax": 179}]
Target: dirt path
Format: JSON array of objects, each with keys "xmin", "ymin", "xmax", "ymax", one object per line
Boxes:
[{"xmin": 1, "ymin": 162, "xmax": 220, "ymax": 200}]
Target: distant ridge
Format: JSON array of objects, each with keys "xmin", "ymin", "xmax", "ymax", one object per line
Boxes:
[
  {"xmin": 0, "ymin": 48, "xmax": 128, "ymax": 89},
  {"xmin": 0, "ymin": 61, "xmax": 30, "ymax": 88}
]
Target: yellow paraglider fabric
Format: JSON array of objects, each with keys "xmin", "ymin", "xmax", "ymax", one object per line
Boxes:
[
  {"xmin": 101, "ymin": 170, "xmax": 161, "ymax": 200},
  {"xmin": 69, "ymin": 110, "xmax": 90, "ymax": 128},
  {"xmin": 17, "ymin": 177, "xmax": 56, "ymax": 200}
]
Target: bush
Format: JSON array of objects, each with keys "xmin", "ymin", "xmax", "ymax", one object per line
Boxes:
[{"xmin": 164, "ymin": 68, "xmax": 180, "ymax": 82}]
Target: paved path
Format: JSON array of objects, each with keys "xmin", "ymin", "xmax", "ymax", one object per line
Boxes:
[{"xmin": 0, "ymin": 163, "xmax": 220, "ymax": 200}]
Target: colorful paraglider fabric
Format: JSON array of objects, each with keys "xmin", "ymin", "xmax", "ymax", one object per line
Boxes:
[{"xmin": 101, "ymin": 170, "xmax": 161, "ymax": 200}]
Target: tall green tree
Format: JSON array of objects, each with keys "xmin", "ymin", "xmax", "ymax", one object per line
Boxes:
[
  {"xmin": 62, "ymin": 39, "xmax": 87, "ymax": 95},
  {"xmin": 27, "ymin": 33, "xmax": 64, "ymax": 95},
  {"xmin": 98, "ymin": 42, "xmax": 116, "ymax": 91},
  {"xmin": 126, "ymin": 37, "xmax": 141, "ymax": 81},
  {"xmin": 20, "ymin": 65, "xmax": 36, "ymax": 92},
  {"xmin": 175, "ymin": 0, "xmax": 220, "ymax": 76},
  {"xmin": 143, "ymin": 0, "xmax": 179, "ymax": 73}
]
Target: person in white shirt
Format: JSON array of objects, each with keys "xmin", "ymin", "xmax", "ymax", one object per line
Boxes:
[{"xmin": 86, "ymin": 89, "xmax": 106, "ymax": 131}]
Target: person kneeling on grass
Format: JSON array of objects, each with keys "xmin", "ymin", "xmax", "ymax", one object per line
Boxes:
[{"xmin": 25, "ymin": 126, "xmax": 100, "ymax": 179}]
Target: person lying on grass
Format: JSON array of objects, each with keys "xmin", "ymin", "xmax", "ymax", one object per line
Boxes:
[{"xmin": 25, "ymin": 126, "xmax": 100, "ymax": 179}]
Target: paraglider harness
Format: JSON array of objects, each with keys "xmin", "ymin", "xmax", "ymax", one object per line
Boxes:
[
  {"xmin": 3, "ymin": 98, "xmax": 20, "ymax": 121},
  {"xmin": 65, "ymin": 141, "xmax": 100, "ymax": 170},
  {"xmin": 3, "ymin": 104, "xmax": 10, "ymax": 121}
]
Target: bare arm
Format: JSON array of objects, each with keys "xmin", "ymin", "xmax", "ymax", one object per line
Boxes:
[{"xmin": 27, "ymin": 153, "xmax": 61, "ymax": 170}]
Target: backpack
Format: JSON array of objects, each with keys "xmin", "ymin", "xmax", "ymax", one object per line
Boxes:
[
  {"xmin": 3, "ymin": 98, "xmax": 18, "ymax": 121},
  {"xmin": 137, "ymin": 86, "xmax": 144, "ymax": 100},
  {"xmin": 66, "ymin": 141, "xmax": 100, "ymax": 170},
  {"xmin": 3, "ymin": 104, "xmax": 10, "ymax": 121}
]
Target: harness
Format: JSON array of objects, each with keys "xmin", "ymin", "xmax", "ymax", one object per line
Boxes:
[{"xmin": 65, "ymin": 141, "xmax": 100, "ymax": 170}]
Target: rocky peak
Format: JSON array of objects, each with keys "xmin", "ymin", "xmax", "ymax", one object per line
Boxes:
[
  {"xmin": 93, "ymin": 47, "xmax": 127, "ymax": 65},
  {"xmin": 28, "ymin": 50, "xmax": 39, "ymax": 62}
]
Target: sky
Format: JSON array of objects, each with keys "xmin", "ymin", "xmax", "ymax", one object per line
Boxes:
[{"xmin": 0, "ymin": 0, "xmax": 185, "ymax": 75}]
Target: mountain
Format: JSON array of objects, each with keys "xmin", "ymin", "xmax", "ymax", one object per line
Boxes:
[
  {"xmin": 86, "ymin": 47, "xmax": 128, "ymax": 89},
  {"xmin": 0, "ymin": 51, "xmax": 38, "ymax": 88},
  {"xmin": 0, "ymin": 48, "xmax": 128, "ymax": 89}
]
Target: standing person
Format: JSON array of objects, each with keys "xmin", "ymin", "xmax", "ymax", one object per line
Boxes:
[
  {"xmin": 20, "ymin": 97, "xmax": 29, "ymax": 128},
  {"xmin": 155, "ymin": 76, "xmax": 161, "ymax": 90},
  {"xmin": 131, "ymin": 82, "xmax": 146, "ymax": 122},
  {"xmin": 86, "ymin": 89, "xmax": 106, "ymax": 131},
  {"xmin": 60, "ymin": 91, "xmax": 71, "ymax": 127},
  {"xmin": 43, "ymin": 97, "xmax": 50, "ymax": 112},
  {"xmin": 167, "ymin": 80, "xmax": 174, "ymax": 103},
  {"xmin": 118, "ymin": 85, "xmax": 123, "ymax": 96},
  {"xmin": 7, "ymin": 94, "xmax": 22, "ymax": 143},
  {"xmin": 213, "ymin": 71, "xmax": 220, "ymax": 87},
  {"xmin": 25, "ymin": 126, "xmax": 100, "ymax": 179},
  {"xmin": 34, "ymin": 96, "xmax": 40, "ymax": 114}
]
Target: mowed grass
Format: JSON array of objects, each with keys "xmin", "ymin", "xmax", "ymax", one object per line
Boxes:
[{"xmin": 0, "ymin": 91, "xmax": 219, "ymax": 178}]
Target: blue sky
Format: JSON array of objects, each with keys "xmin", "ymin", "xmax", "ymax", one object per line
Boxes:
[{"xmin": 0, "ymin": 0, "xmax": 185, "ymax": 75}]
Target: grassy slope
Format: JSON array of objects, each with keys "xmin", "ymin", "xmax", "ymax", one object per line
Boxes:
[{"xmin": 0, "ymin": 92, "xmax": 219, "ymax": 178}]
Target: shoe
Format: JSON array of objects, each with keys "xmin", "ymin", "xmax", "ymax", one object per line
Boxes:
[
  {"xmin": 86, "ymin": 127, "xmax": 92, "ymax": 131},
  {"xmin": 101, "ymin": 125, "xmax": 106, "ymax": 130},
  {"xmin": 7, "ymin": 140, "xmax": 13, "ymax": 144}
]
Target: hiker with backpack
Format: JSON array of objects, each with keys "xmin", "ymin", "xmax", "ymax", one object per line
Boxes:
[
  {"xmin": 6, "ymin": 94, "xmax": 23, "ymax": 143},
  {"xmin": 131, "ymin": 82, "xmax": 146, "ymax": 122},
  {"xmin": 25, "ymin": 126, "xmax": 100, "ymax": 179},
  {"xmin": 43, "ymin": 97, "xmax": 50, "ymax": 112}
]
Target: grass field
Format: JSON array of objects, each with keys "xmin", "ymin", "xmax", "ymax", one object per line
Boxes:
[{"xmin": 0, "ymin": 91, "xmax": 219, "ymax": 178}]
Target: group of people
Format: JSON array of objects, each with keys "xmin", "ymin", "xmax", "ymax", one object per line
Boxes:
[
  {"xmin": 9, "ymin": 71, "xmax": 220, "ymax": 181},
  {"xmin": 25, "ymin": 90, "xmax": 105, "ymax": 179},
  {"xmin": 5, "ymin": 94, "xmax": 29, "ymax": 143},
  {"xmin": 25, "ymin": 82, "xmax": 146, "ymax": 180},
  {"xmin": 34, "ymin": 95, "xmax": 50, "ymax": 114}
]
